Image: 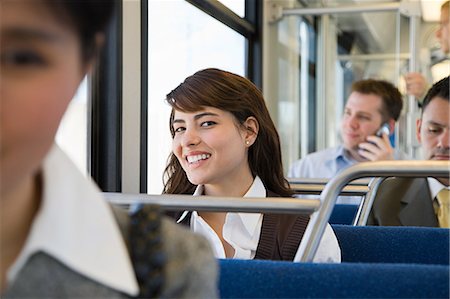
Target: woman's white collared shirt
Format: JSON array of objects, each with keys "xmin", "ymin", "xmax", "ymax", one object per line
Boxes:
[
  {"xmin": 177, "ymin": 176, "xmax": 341, "ymax": 262},
  {"xmin": 7, "ymin": 145, "xmax": 139, "ymax": 296}
]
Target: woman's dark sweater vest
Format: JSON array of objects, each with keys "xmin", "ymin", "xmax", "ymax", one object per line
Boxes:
[{"xmin": 167, "ymin": 190, "xmax": 309, "ymax": 261}]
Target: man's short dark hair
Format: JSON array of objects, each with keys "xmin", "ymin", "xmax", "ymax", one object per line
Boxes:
[
  {"xmin": 421, "ymin": 76, "xmax": 449, "ymax": 114},
  {"xmin": 351, "ymin": 79, "xmax": 403, "ymax": 121}
]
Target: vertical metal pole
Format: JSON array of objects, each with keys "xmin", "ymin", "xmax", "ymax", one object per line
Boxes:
[
  {"xmin": 407, "ymin": 15, "xmax": 421, "ymax": 158},
  {"xmin": 395, "ymin": 11, "xmax": 401, "ymax": 150},
  {"xmin": 316, "ymin": 14, "xmax": 329, "ymax": 150}
]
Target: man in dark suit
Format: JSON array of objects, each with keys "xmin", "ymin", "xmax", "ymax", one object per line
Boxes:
[{"xmin": 368, "ymin": 76, "xmax": 449, "ymax": 227}]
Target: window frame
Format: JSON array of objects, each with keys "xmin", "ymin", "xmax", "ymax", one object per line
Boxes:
[{"xmin": 89, "ymin": 0, "xmax": 262, "ymax": 193}]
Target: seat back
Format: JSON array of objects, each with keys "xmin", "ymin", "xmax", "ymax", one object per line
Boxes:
[
  {"xmin": 332, "ymin": 224, "xmax": 450, "ymax": 265},
  {"xmin": 219, "ymin": 259, "xmax": 449, "ymax": 298},
  {"xmin": 329, "ymin": 204, "xmax": 358, "ymax": 224},
  {"xmin": 299, "ymin": 161, "xmax": 450, "ymax": 262}
]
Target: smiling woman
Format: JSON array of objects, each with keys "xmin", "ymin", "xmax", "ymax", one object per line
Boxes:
[
  {"xmin": 164, "ymin": 68, "xmax": 288, "ymax": 197},
  {"xmin": 171, "ymin": 107, "xmax": 256, "ymax": 196},
  {"xmin": 163, "ymin": 68, "xmax": 341, "ymax": 262}
]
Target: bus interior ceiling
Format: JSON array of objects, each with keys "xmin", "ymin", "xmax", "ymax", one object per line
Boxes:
[{"xmin": 263, "ymin": 0, "xmax": 446, "ymax": 171}]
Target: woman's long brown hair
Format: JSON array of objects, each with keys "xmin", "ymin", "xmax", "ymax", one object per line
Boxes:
[{"xmin": 162, "ymin": 68, "xmax": 292, "ymax": 197}]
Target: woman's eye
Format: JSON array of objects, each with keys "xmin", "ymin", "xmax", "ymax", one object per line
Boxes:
[
  {"xmin": 1, "ymin": 50, "xmax": 46, "ymax": 67},
  {"xmin": 174, "ymin": 127, "xmax": 185, "ymax": 133},
  {"xmin": 201, "ymin": 121, "xmax": 216, "ymax": 127}
]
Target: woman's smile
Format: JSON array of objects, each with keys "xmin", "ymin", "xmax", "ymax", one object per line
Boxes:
[{"xmin": 186, "ymin": 152, "xmax": 211, "ymax": 169}]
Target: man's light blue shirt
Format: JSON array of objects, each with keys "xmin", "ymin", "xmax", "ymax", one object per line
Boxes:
[
  {"xmin": 288, "ymin": 145, "xmax": 408, "ymax": 204},
  {"xmin": 288, "ymin": 146, "xmax": 358, "ymax": 179}
]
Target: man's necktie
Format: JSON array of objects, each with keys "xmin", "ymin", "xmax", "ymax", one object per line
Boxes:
[{"xmin": 436, "ymin": 189, "xmax": 450, "ymax": 228}]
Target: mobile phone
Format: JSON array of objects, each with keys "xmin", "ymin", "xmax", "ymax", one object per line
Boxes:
[{"xmin": 375, "ymin": 123, "xmax": 390, "ymax": 137}]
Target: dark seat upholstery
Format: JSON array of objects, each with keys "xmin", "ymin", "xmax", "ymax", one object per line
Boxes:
[
  {"xmin": 218, "ymin": 259, "xmax": 449, "ymax": 298},
  {"xmin": 332, "ymin": 224, "xmax": 450, "ymax": 265},
  {"xmin": 329, "ymin": 204, "xmax": 358, "ymax": 225}
]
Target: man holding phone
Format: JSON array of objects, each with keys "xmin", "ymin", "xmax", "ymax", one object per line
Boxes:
[{"xmin": 288, "ymin": 79, "xmax": 407, "ymax": 204}]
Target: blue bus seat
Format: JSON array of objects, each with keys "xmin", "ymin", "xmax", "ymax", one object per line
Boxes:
[
  {"xmin": 218, "ymin": 259, "xmax": 449, "ymax": 298},
  {"xmin": 329, "ymin": 204, "xmax": 358, "ymax": 225},
  {"xmin": 332, "ymin": 224, "xmax": 450, "ymax": 265}
]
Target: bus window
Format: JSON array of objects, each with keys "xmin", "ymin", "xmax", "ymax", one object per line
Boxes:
[
  {"xmin": 147, "ymin": 0, "xmax": 245, "ymax": 193},
  {"xmin": 218, "ymin": 0, "xmax": 245, "ymax": 18}
]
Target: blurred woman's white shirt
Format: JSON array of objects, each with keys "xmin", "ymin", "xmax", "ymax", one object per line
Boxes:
[{"xmin": 6, "ymin": 145, "xmax": 139, "ymax": 296}]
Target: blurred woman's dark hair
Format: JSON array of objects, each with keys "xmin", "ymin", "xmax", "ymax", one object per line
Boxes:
[
  {"xmin": 46, "ymin": 0, "xmax": 115, "ymax": 61},
  {"xmin": 163, "ymin": 68, "xmax": 293, "ymax": 197}
]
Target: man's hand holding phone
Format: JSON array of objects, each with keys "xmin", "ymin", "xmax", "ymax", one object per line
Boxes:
[{"xmin": 358, "ymin": 124, "xmax": 395, "ymax": 161}]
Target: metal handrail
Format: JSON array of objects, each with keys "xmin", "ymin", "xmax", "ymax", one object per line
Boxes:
[
  {"xmin": 288, "ymin": 178, "xmax": 370, "ymax": 185},
  {"xmin": 104, "ymin": 193, "xmax": 320, "ymax": 215},
  {"xmin": 289, "ymin": 178, "xmax": 371, "ymax": 196},
  {"xmin": 296, "ymin": 160, "xmax": 450, "ymax": 262},
  {"xmin": 290, "ymin": 183, "xmax": 369, "ymax": 196},
  {"xmin": 283, "ymin": 2, "xmax": 401, "ymax": 16},
  {"xmin": 105, "ymin": 161, "xmax": 449, "ymax": 263}
]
